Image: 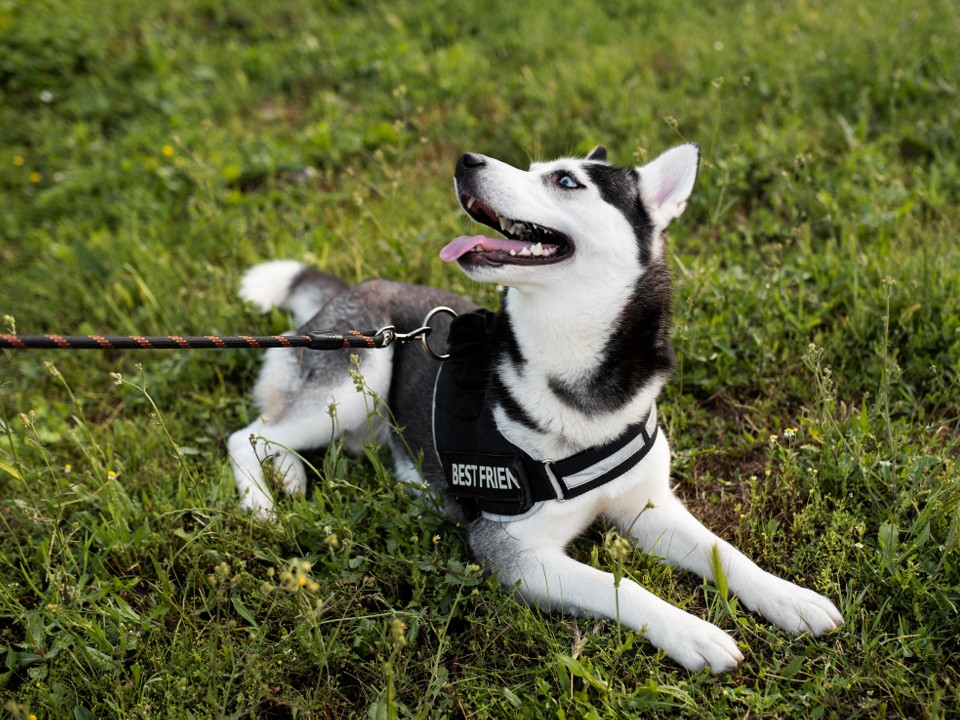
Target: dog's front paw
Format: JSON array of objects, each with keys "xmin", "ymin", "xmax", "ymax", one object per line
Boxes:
[
  {"xmin": 749, "ymin": 579, "xmax": 843, "ymax": 636},
  {"xmin": 647, "ymin": 614, "xmax": 744, "ymax": 674}
]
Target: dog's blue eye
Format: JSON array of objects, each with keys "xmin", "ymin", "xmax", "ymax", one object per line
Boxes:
[{"xmin": 558, "ymin": 174, "xmax": 579, "ymax": 189}]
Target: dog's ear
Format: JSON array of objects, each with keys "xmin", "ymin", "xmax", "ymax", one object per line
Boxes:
[
  {"xmin": 587, "ymin": 145, "xmax": 608, "ymax": 162},
  {"xmin": 637, "ymin": 143, "xmax": 700, "ymax": 227}
]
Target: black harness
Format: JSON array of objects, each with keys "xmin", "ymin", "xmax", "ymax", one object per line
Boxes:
[{"xmin": 432, "ymin": 310, "xmax": 659, "ymax": 520}]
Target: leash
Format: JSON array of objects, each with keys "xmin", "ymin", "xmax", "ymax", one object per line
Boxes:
[{"xmin": 0, "ymin": 307, "xmax": 458, "ymax": 360}]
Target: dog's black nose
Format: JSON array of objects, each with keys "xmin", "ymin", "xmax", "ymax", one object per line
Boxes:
[{"xmin": 457, "ymin": 153, "xmax": 486, "ymax": 172}]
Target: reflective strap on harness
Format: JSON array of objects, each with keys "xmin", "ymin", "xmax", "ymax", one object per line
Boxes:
[{"xmin": 543, "ymin": 405, "xmax": 658, "ymax": 501}]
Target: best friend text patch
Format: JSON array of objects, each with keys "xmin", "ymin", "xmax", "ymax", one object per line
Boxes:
[{"xmin": 442, "ymin": 452, "xmax": 529, "ymax": 509}]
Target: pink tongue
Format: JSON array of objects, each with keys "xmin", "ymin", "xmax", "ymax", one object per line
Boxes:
[
  {"xmin": 440, "ymin": 234, "xmax": 529, "ymax": 263},
  {"xmin": 439, "ymin": 235, "xmax": 488, "ymax": 263},
  {"xmin": 440, "ymin": 234, "xmax": 560, "ymax": 263}
]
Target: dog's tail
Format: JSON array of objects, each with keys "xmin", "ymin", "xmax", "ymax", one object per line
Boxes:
[{"xmin": 239, "ymin": 260, "xmax": 348, "ymax": 327}]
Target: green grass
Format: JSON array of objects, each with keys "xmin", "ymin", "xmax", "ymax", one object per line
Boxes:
[{"xmin": 2, "ymin": 0, "xmax": 959, "ymax": 717}]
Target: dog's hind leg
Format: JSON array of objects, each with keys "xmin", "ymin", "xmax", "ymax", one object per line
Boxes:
[
  {"xmin": 228, "ymin": 412, "xmax": 321, "ymax": 516},
  {"xmin": 614, "ymin": 490, "xmax": 844, "ymax": 638},
  {"xmin": 228, "ymin": 344, "xmax": 394, "ymax": 516}
]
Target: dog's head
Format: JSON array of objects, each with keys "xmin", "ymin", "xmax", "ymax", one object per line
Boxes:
[{"xmin": 443, "ymin": 144, "xmax": 699, "ymax": 288}]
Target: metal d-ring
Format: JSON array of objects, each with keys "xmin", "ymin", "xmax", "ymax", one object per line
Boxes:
[{"xmin": 420, "ymin": 306, "xmax": 458, "ymax": 360}]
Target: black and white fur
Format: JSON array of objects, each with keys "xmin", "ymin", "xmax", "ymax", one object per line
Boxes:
[{"xmin": 229, "ymin": 144, "xmax": 843, "ymax": 673}]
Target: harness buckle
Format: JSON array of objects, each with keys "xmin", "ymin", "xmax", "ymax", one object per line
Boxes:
[{"xmin": 543, "ymin": 461, "xmax": 565, "ymax": 502}]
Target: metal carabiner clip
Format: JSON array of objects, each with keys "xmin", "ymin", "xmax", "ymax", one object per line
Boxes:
[{"xmin": 372, "ymin": 306, "xmax": 458, "ymax": 360}]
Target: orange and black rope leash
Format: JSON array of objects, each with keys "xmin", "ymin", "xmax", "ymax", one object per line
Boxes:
[
  {"xmin": 0, "ymin": 306, "xmax": 459, "ymax": 359},
  {"xmin": 0, "ymin": 330, "xmax": 387, "ymax": 351}
]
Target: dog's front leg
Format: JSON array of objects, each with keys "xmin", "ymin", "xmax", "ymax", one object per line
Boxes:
[
  {"xmin": 620, "ymin": 495, "xmax": 844, "ymax": 637},
  {"xmin": 472, "ymin": 526, "xmax": 744, "ymax": 673}
]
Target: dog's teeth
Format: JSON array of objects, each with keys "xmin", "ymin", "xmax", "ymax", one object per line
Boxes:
[
  {"xmin": 531, "ymin": 242, "xmax": 544, "ymax": 256},
  {"xmin": 466, "ymin": 197, "xmax": 476, "ymax": 210},
  {"xmin": 519, "ymin": 246, "xmax": 532, "ymax": 257},
  {"xmin": 499, "ymin": 216, "xmax": 510, "ymax": 231},
  {"xmin": 509, "ymin": 249, "xmax": 517, "ymax": 256},
  {"xmin": 511, "ymin": 222, "xmax": 526, "ymax": 234}
]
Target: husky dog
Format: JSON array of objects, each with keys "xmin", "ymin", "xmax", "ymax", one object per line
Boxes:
[{"xmin": 229, "ymin": 144, "xmax": 843, "ymax": 673}]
